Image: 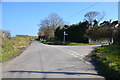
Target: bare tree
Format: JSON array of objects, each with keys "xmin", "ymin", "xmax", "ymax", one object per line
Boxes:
[
  {"xmin": 48, "ymin": 13, "xmax": 64, "ymax": 30},
  {"xmin": 84, "ymin": 11, "xmax": 105, "ymax": 27},
  {"xmin": 97, "ymin": 12, "xmax": 105, "ymax": 23},
  {"xmin": 38, "ymin": 13, "xmax": 64, "ymax": 40}
]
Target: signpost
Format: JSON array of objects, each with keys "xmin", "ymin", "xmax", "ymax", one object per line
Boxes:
[{"xmin": 63, "ymin": 31, "xmax": 68, "ymax": 43}]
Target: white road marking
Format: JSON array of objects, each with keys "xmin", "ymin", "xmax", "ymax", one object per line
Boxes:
[{"xmin": 47, "ymin": 45, "xmax": 94, "ymax": 69}]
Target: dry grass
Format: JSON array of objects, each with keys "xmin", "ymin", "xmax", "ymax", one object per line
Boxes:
[{"xmin": 0, "ymin": 37, "xmax": 31, "ymax": 62}]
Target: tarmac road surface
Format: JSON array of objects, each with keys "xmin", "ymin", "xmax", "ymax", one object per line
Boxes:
[{"xmin": 2, "ymin": 40, "xmax": 105, "ymax": 79}]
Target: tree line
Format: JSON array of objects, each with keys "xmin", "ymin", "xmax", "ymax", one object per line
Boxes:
[
  {"xmin": 38, "ymin": 11, "xmax": 120, "ymax": 44},
  {"xmin": 55, "ymin": 21, "xmax": 89, "ymax": 43}
]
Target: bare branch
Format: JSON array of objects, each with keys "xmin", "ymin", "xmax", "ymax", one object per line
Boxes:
[
  {"xmin": 84, "ymin": 11, "xmax": 105, "ymax": 27},
  {"xmin": 38, "ymin": 13, "xmax": 65, "ymax": 39}
]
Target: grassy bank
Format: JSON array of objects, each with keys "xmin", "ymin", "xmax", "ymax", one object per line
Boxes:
[
  {"xmin": 39, "ymin": 40, "xmax": 88, "ymax": 45},
  {"xmin": 0, "ymin": 37, "xmax": 31, "ymax": 62},
  {"xmin": 91, "ymin": 45, "xmax": 120, "ymax": 80}
]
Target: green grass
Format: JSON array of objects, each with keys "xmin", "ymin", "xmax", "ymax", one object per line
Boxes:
[
  {"xmin": 39, "ymin": 40, "xmax": 89, "ymax": 45},
  {"xmin": 1, "ymin": 49, "xmax": 21, "ymax": 62},
  {"xmin": 68, "ymin": 42, "xmax": 88, "ymax": 45},
  {"xmin": 0, "ymin": 37, "xmax": 31, "ymax": 62},
  {"xmin": 95, "ymin": 45, "xmax": 120, "ymax": 71},
  {"xmin": 91, "ymin": 45, "xmax": 120, "ymax": 80}
]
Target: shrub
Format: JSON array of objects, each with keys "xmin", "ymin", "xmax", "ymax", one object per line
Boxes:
[{"xmin": 86, "ymin": 27, "xmax": 113, "ymax": 38}]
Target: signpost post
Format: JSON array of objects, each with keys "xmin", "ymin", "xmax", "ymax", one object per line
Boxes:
[{"xmin": 63, "ymin": 31, "xmax": 68, "ymax": 43}]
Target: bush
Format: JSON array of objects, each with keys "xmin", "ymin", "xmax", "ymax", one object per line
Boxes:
[
  {"xmin": 86, "ymin": 27, "xmax": 113, "ymax": 38},
  {"xmin": 113, "ymin": 27, "xmax": 120, "ymax": 44},
  {"xmin": 55, "ymin": 21, "xmax": 89, "ymax": 43},
  {"xmin": 45, "ymin": 41, "xmax": 66, "ymax": 45}
]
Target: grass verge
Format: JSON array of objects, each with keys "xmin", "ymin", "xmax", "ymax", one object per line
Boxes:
[
  {"xmin": 91, "ymin": 44, "xmax": 120, "ymax": 80},
  {"xmin": 68, "ymin": 42, "xmax": 88, "ymax": 45},
  {"xmin": 39, "ymin": 40, "xmax": 88, "ymax": 45},
  {"xmin": 0, "ymin": 37, "xmax": 31, "ymax": 62}
]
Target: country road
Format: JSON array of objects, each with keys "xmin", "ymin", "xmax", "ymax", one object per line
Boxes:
[{"xmin": 2, "ymin": 40, "xmax": 105, "ymax": 79}]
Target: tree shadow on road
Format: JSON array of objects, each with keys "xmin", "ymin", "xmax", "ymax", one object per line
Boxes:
[{"xmin": 8, "ymin": 70, "xmax": 99, "ymax": 76}]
